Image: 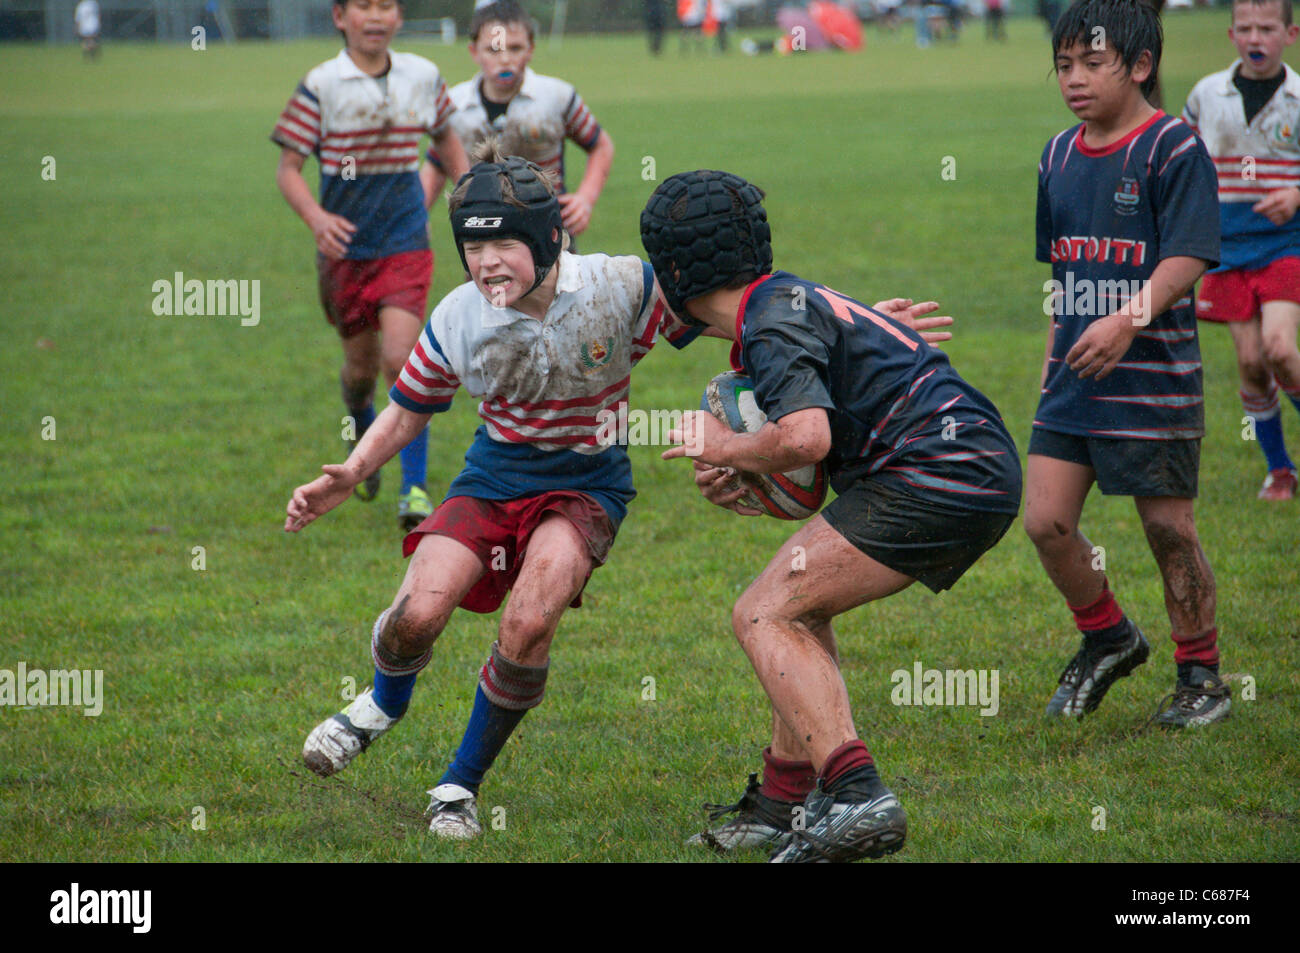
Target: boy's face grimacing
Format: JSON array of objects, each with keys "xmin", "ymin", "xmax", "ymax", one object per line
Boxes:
[
  {"xmin": 333, "ymin": 0, "xmax": 402, "ymax": 59},
  {"xmin": 464, "ymin": 238, "xmax": 538, "ymax": 310},
  {"xmin": 1054, "ymin": 40, "xmax": 1151, "ymax": 124},
  {"xmin": 1230, "ymin": 1, "xmax": 1298, "ymax": 81},
  {"xmin": 471, "ymin": 21, "xmax": 534, "ymax": 99}
]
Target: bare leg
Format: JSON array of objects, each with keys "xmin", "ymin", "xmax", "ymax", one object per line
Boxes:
[
  {"xmin": 732, "ymin": 517, "xmax": 913, "ymax": 773},
  {"xmin": 1260, "ymin": 300, "xmax": 1300, "ymax": 392},
  {"xmin": 381, "ymin": 533, "xmax": 486, "ymax": 659},
  {"xmin": 1134, "ymin": 496, "xmax": 1216, "ymax": 639},
  {"xmin": 1022, "ymin": 453, "xmax": 1100, "ymax": 606},
  {"xmin": 496, "ymin": 514, "xmax": 595, "ymax": 667}
]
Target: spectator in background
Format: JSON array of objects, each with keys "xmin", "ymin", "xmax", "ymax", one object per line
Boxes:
[
  {"xmin": 75, "ymin": 0, "xmax": 100, "ymax": 59},
  {"xmin": 986, "ymin": 0, "xmax": 1007, "ymax": 41},
  {"xmin": 645, "ymin": 0, "xmax": 666, "ymax": 54},
  {"xmin": 679, "ymin": 0, "xmax": 707, "ymax": 51}
]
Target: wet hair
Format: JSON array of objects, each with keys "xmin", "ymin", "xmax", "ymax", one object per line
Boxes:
[
  {"xmin": 469, "ymin": 1, "xmax": 537, "ymax": 44},
  {"xmin": 1052, "ymin": 0, "xmax": 1163, "ymax": 99},
  {"xmin": 447, "ymin": 139, "xmax": 558, "ymax": 215},
  {"xmin": 1232, "ymin": 0, "xmax": 1293, "ymax": 27}
]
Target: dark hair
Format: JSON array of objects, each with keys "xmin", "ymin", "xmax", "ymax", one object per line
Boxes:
[
  {"xmin": 1052, "ymin": 0, "xmax": 1163, "ymax": 98},
  {"xmin": 1233, "ymin": 0, "xmax": 1293, "ymax": 27},
  {"xmin": 470, "ymin": 1, "xmax": 537, "ymax": 44},
  {"xmin": 332, "ymin": 0, "xmax": 405, "ymax": 45}
]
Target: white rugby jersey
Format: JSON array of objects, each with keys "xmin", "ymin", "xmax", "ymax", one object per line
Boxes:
[
  {"xmin": 1183, "ymin": 62, "xmax": 1300, "ymax": 270},
  {"xmin": 271, "ymin": 49, "xmax": 455, "ymax": 258},
  {"xmin": 428, "ymin": 69, "xmax": 601, "ymax": 192},
  {"xmin": 389, "ymin": 253, "xmax": 697, "ymax": 522}
]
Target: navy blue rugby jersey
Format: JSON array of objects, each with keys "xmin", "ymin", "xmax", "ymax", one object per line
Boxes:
[
  {"xmin": 732, "ymin": 272, "xmax": 1022, "ymax": 514},
  {"xmin": 1035, "ymin": 111, "xmax": 1220, "ymax": 439}
]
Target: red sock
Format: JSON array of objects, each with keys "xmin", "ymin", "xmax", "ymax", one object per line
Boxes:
[
  {"xmin": 760, "ymin": 747, "xmax": 816, "ymax": 803},
  {"xmin": 820, "ymin": 740, "xmax": 873, "ymax": 788},
  {"xmin": 1172, "ymin": 627, "xmax": 1219, "ymax": 667},
  {"xmin": 1069, "ymin": 579, "xmax": 1125, "ymax": 634}
]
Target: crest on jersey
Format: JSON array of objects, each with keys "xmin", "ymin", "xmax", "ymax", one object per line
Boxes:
[
  {"xmin": 1113, "ymin": 176, "xmax": 1140, "ymax": 216},
  {"xmin": 1269, "ymin": 120, "xmax": 1295, "ymax": 143},
  {"xmin": 580, "ymin": 336, "xmax": 615, "ymax": 369}
]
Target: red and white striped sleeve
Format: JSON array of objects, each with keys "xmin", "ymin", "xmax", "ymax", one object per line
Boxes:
[
  {"xmin": 429, "ymin": 72, "xmax": 455, "ymax": 138},
  {"xmin": 630, "ymin": 262, "xmax": 699, "ymax": 368},
  {"xmin": 271, "ymin": 81, "xmax": 321, "ymax": 156},
  {"xmin": 563, "ymin": 90, "xmax": 601, "ymax": 151},
  {"xmin": 390, "ymin": 325, "xmax": 461, "ymax": 414}
]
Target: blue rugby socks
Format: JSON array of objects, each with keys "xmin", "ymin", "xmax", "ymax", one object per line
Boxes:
[
  {"xmin": 400, "ymin": 426, "xmax": 428, "ymax": 494},
  {"xmin": 440, "ymin": 642, "xmax": 548, "ymax": 794},
  {"xmin": 369, "ymin": 608, "xmax": 430, "ymax": 718},
  {"xmin": 1243, "ymin": 386, "xmax": 1295, "ymax": 473}
]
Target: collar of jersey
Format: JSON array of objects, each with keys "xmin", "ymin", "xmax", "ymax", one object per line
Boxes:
[
  {"xmin": 1219, "ymin": 60, "xmax": 1300, "ymax": 99},
  {"xmin": 1074, "ymin": 110, "xmax": 1166, "ymax": 158},
  {"xmin": 477, "ymin": 250, "xmax": 582, "ymax": 327},
  {"xmin": 729, "ymin": 273, "xmax": 775, "ymax": 372},
  {"xmin": 336, "ymin": 47, "xmax": 395, "ymax": 81}
]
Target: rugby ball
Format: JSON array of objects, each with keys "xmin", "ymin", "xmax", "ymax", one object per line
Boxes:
[{"xmin": 701, "ymin": 371, "xmax": 828, "ymax": 520}]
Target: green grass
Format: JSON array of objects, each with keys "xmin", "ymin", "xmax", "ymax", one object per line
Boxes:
[{"xmin": 2, "ymin": 12, "xmax": 1298, "ymax": 862}]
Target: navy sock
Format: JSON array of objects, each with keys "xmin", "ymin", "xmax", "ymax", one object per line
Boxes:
[
  {"xmin": 439, "ymin": 685, "xmax": 529, "ymax": 794},
  {"xmin": 371, "ymin": 668, "xmax": 415, "ymax": 718},
  {"xmin": 400, "ymin": 427, "xmax": 428, "ymax": 494},
  {"xmin": 1177, "ymin": 661, "xmax": 1219, "ymax": 684},
  {"xmin": 353, "ymin": 402, "xmax": 376, "ymax": 438},
  {"xmin": 1255, "ymin": 412, "xmax": 1294, "ymax": 473},
  {"xmin": 1086, "ymin": 617, "xmax": 1131, "ymax": 647}
]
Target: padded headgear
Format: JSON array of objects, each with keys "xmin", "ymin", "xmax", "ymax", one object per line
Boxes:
[
  {"xmin": 639, "ymin": 170, "xmax": 773, "ymax": 320},
  {"xmin": 450, "ymin": 156, "xmax": 563, "ymax": 297}
]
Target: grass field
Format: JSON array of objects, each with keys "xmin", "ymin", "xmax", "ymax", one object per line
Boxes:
[{"xmin": 2, "ymin": 10, "xmax": 1298, "ymax": 863}]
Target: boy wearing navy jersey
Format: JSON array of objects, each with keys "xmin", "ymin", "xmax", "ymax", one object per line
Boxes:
[
  {"xmin": 1184, "ymin": 0, "xmax": 1300, "ymax": 500},
  {"xmin": 1027, "ymin": 0, "xmax": 1229, "ymax": 727},
  {"xmin": 642, "ymin": 171, "xmax": 1022, "ymax": 862},
  {"xmin": 272, "ymin": 0, "xmax": 469, "ymax": 530}
]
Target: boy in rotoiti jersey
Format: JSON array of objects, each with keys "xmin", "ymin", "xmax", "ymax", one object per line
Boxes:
[
  {"xmin": 272, "ymin": 0, "xmax": 469, "ymax": 530},
  {"xmin": 1184, "ymin": 0, "xmax": 1300, "ymax": 500},
  {"xmin": 1029, "ymin": 0, "xmax": 1228, "ymax": 728}
]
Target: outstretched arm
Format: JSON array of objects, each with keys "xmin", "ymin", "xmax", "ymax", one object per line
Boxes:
[
  {"xmin": 872, "ymin": 298, "xmax": 954, "ymax": 344},
  {"xmin": 285, "ymin": 402, "xmax": 433, "ymax": 532}
]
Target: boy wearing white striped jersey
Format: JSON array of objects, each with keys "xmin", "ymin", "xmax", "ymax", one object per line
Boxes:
[
  {"xmin": 272, "ymin": 0, "xmax": 469, "ymax": 530},
  {"xmin": 286, "ymin": 151, "xmax": 697, "ymax": 838},
  {"xmin": 420, "ymin": 1, "xmax": 614, "ymax": 240},
  {"xmin": 1184, "ymin": 0, "xmax": 1300, "ymax": 501},
  {"xmin": 1028, "ymin": 0, "xmax": 1229, "ymax": 728}
]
